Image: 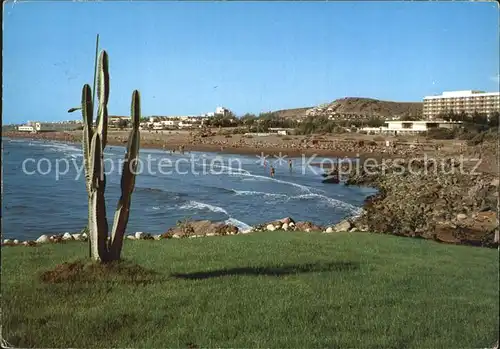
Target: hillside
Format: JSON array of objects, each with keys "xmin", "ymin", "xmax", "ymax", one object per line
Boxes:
[{"xmin": 274, "ymin": 98, "xmax": 423, "ymax": 120}]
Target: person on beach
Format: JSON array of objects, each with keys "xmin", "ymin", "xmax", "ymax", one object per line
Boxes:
[
  {"xmin": 270, "ymin": 166, "xmax": 275, "ymax": 178},
  {"xmin": 288, "ymin": 159, "xmax": 293, "ymax": 172}
]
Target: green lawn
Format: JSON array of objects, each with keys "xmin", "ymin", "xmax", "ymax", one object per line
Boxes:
[{"xmin": 2, "ymin": 231, "xmax": 498, "ymax": 348}]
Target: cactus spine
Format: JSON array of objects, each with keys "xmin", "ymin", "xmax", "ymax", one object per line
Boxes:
[{"xmin": 80, "ymin": 50, "xmax": 140, "ymax": 262}]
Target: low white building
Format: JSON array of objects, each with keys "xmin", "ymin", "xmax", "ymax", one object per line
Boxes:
[
  {"xmin": 268, "ymin": 127, "xmax": 291, "ymax": 135},
  {"xmin": 18, "ymin": 125, "xmax": 35, "ymax": 132},
  {"xmin": 360, "ymin": 120, "xmax": 463, "ymax": 135},
  {"xmin": 178, "ymin": 121, "xmax": 193, "ymax": 128},
  {"xmin": 152, "ymin": 122, "xmax": 164, "ymax": 130},
  {"xmin": 108, "ymin": 116, "xmax": 130, "ymax": 124},
  {"xmin": 162, "ymin": 120, "xmax": 179, "ymax": 127},
  {"xmin": 18, "ymin": 122, "xmax": 76, "ymax": 132}
]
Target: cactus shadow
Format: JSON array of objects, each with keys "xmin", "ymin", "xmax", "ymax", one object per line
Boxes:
[{"xmin": 170, "ymin": 261, "xmax": 359, "ymax": 280}]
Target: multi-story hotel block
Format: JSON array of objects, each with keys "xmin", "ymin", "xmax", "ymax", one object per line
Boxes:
[{"xmin": 423, "ymin": 90, "xmax": 500, "ymax": 120}]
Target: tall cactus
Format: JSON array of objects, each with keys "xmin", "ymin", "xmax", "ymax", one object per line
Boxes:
[{"xmin": 76, "ymin": 50, "xmax": 141, "ymax": 262}]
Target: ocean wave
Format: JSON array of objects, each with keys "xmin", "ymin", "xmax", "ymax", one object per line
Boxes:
[
  {"xmin": 191, "ymin": 184, "xmax": 235, "ymax": 195},
  {"xmin": 135, "ymin": 187, "xmax": 187, "ymax": 198},
  {"xmin": 179, "ymin": 200, "xmax": 228, "ymax": 215},
  {"xmin": 136, "ymin": 187, "xmax": 166, "ymax": 193},
  {"xmin": 196, "ymin": 163, "xmax": 251, "ymax": 175}
]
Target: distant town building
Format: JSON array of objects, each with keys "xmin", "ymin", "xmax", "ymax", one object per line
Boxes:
[
  {"xmin": 17, "ymin": 121, "xmax": 81, "ymax": 133},
  {"xmin": 215, "ymin": 106, "xmax": 230, "ymax": 116},
  {"xmin": 423, "ymin": 90, "xmax": 500, "ymax": 120},
  {"xmin": 360, "ymin": 120, "xmax": 462, "ymax": 135}
]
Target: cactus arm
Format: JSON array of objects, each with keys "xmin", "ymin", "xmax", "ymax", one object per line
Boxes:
[
  {"xmin": 96, "ymin": 51, "xmax": 109, "ymax": 149},
  {"xmin": 109, "ymin": 90, "xmax": 141, "ymax": 259},
  {"xmin": 82, "ymin": 84, "xmax": 94, "ymax": 259},
  {"xmin": 81, "ymin": 84, "xmax": 94, "ymax": 192}
]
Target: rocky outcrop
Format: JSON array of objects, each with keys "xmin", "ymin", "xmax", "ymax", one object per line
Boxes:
[{"xmin": 345, "ymin": 158, "xmax": 499, "ymax": 247}]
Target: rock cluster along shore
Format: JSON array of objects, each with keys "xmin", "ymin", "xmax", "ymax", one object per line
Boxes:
[
  {"xmin": 2, "ymin": 232, "xmax": 89, "ymax": 247},
  {"xmin": 1, "ymin": 217, "xmax": 360, "ymax": 247},
  {"xmin": 342, "ymin": 158, "xmax": 499, "ymax": 247}
]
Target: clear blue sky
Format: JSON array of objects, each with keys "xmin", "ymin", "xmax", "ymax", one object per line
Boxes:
[{"xmin": 3, "ymin": 1, "xmax": 499, "ymax": 124}]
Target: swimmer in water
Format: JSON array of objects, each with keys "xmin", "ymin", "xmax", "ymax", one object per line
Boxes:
[
  {"xmin": 270, "ymin": 166, "xmax": 275, "ymax": 178},
  {"xmin": 288, "ymin": 159, "xmax": 292, "ymax": 172}
]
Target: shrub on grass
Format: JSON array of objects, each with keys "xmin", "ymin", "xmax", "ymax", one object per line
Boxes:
[{"xmin": 426, "ymin": 128, "xmax": 456, "ymax": 140}]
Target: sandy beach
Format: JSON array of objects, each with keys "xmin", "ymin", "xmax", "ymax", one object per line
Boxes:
[{"xmin": 3, "ymin": 129, "xmax": 465, "ymax": 159}]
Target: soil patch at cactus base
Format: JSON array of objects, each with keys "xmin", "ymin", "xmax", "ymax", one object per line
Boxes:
[{"xmin": 39, "ymin": 260, "xmax": 159, "ymax": 285}]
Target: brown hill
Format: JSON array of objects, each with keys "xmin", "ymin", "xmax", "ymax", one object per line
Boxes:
[
  {"xmin": 274, "ymin": 98, "xmax": 423, "ymax": 120},
  {"xmin": 271, "ymin": 107, "xmax": 312, "ymax": 119}
]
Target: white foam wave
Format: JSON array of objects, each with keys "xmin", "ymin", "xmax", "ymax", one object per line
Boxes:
[
  {"xmin": 233, "ymin": 190, "xmax": 288, "ymax": 199},
  {"xmin": 225, "ymin": 217, "xmax": 252, "ymax": 233},
  {"xmin": 293, "ymin": 193, "xmax": 361, "ymax": 214},
  {"xmin": 233, "ymin": 190, "xmax": 359, "ymax": 214},
  {"xmin": 239, "ymin": 172, "xmax": 313, "ymax": 193},
  {"xmin": 179, "ymin": 201, "xmax": 228, "ymax": 215},
  {"xmin": 35, "ymin": 142, "xmax": 81, "ymax": 153}
]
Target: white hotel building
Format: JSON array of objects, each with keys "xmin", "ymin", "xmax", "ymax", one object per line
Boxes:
[{"xmin": 423, "ymin": 90, "xmax": 500, "ymax": 120}]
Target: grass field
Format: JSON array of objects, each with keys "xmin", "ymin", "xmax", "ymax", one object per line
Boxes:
[{"xmin": 2, "ymin": 231, "xmax": 498, "ymax": 348}]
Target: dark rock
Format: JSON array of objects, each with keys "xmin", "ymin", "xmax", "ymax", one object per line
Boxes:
[
  {"xmin": 162, "ymin": 220, "xmax": 239, "ymax": 238},
  {"xmin": 295, "ymin": 221, "xmax": 323, "ymax": 232},
  {"xmin": 279, "ymin": 217, "xmax": 295, "ymax": 225}
]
